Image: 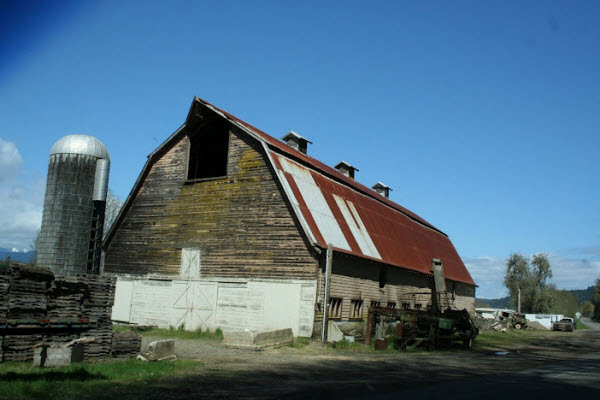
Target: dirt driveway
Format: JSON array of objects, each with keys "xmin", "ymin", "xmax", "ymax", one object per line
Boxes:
[{"xmin": 133, "ymin": 330, "xmax": 600, "ymax": 399}]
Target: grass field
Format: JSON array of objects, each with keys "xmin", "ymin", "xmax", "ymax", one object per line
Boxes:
[{"xmin": 0, "ymin": 358, "xmax": 199, "ymax": 400}]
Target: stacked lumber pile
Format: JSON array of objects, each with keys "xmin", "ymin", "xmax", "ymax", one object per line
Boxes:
[
  {"xmin": 47, "ymin": 276, "xmax": 83, "ymax": 319},
  {"xmin": 0, "ymin": 268, "xmax": 9, "ymax": 318},
  {"xmin": 2, "ymin": 266, "xmax": 53, "ymax": 362},
  {"xmin": 111, "ymin": 330, "xmax": 142, "ymax": 357},
  {"xmin": 2, "ymin": 334, "xmax": 43, "ymax": 362},
  {"xmin": 0, "ymin": 270, "xmax": 6, "ymax": 361},
  {"xmin": 6, "ymin": 265, "xmax": 53, "ymax": 319},
  {"xmin": 80, "ymin": 275, "xmax": 116, "ymax": 359},
  {"xmin": 0, "ymin": 263, "xmax": 116, "ymax": 362}
]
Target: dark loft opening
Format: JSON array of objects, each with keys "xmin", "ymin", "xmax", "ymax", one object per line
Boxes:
[{"xmin": 187, "ymin": 119, "xmax": 229, "ymax": 180}]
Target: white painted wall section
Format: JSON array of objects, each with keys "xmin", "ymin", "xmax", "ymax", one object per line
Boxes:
[
  {"xmin": 525, "ymin": 314, "xmax": 565, "ymax": 329},
  {"xmin": 180, "ymin": 248, "xmax": 201, "ymax": 278},
  {"xmin": 111, "ymin": 276, "xmax": 317, "ymax": 337}
]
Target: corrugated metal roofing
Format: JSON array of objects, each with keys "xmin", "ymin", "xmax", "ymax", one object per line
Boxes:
[{"xmin": 196, "ymin": 97, "xmax": 476, "ymax": 286}]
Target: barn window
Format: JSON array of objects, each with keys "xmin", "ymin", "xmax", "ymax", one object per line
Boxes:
[
  {"xmin": 414, "ymin": 304, "xmax": 422, "ymax": 310},
  {"xmin": 187, "ymin": 119, "xmax": 229, "ymax": 181},
  {"xmin": 329, "ymin": 298, "xmax": 343, "ymax": 319},
  {"xmin": 370, "ymin": 300, "xmax": 381, "ymax": 308},
  {"xmin": 402, "ymin": 302, "xmax": 410, "ymax": 310},
  {"xmin": 350, "ymin": 300, "xmax": 363, "ymax": 319},
  {"xmin": 387, "ymin": 302, "xmax": 397, "ymax": 309}
]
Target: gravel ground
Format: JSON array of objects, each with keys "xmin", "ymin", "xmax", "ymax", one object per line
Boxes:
[{"xmin": 132, "ymin": 330, "xmax": 600, "ymax": 399}]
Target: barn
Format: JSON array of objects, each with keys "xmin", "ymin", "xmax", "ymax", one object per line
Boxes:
[{"xmin": 103, "ymin": 97, "xmax": 476, "ymax": 337}]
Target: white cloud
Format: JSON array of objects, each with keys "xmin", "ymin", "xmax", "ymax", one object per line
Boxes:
[
  {"xmin": 464, "ymin": 249, "xmax": 600, "ymax": 300},
  {"xmin": 0, "ymin": 138, "xmax": 23, "ymax": 182},
  {"xmin": 0, "ymin": 138, "xmax": 44, "ymax": 250},
  {"xmin": 463, "ymin": 256, "xmax": 508, "ymax": 299},
  {"xmin": 548, "ymin": 251, "xmax": 600, "ymax": 290}
]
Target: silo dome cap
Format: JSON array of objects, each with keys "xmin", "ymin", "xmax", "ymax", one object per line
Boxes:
[{"xmin": 50, "ymin": 134, "xmax": 110, "ymax": 161}]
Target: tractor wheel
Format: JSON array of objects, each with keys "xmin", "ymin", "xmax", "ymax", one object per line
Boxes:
[{"xmin": 514, "ymin": 323, "xmax": 522, "ymax": 330}]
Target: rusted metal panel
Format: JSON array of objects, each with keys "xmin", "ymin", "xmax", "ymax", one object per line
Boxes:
[
  {"xmin": 332, "ymin": 194, "xmax": 381, "ymax": 259},
  {"xmin": 278, "ymin": 157, "xmax": 350, "ymax": 251},
  {"xmin": 270, "ymin": 153, "xmax": 475, "ymax": 286}
]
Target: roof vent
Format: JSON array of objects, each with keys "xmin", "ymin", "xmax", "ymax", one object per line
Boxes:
[
  {"xmin": 282, "ymin": 131, "xmax": 312, "ymax": 154},
  {"xmin": 372, "ymin": 182, "xmax": 392, "ymax": 198},
  {"xmin": 335, "ymin": 161, "xmax": 359, "ymax": 180}
]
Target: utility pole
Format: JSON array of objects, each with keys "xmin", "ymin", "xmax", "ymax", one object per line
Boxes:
[{"xmin": 517, "ymin": 287, "xmax": 521, "ymax": 313}]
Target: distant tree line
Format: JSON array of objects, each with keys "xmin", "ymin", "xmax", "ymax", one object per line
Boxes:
[
  {"xmin": 592, "ymin": 278, "xmax": 600, "ymax": 322},
  {"xmin": 503, "ymin": 253, "xmax": 600, "ymax": 319}
]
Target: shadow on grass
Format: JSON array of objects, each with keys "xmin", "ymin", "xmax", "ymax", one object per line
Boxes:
[
  {"xmin": 0, "ymin": 368, "xmax": 106, "ymax": 382},
  {"xmin": 76, "ymin": 350, "xmax": 600, "ymax": 399}
]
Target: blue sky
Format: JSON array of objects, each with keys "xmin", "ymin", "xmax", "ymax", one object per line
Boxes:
[{"xmin": 1, "ymin": 1, "xmax": 599, "ymax": 297}]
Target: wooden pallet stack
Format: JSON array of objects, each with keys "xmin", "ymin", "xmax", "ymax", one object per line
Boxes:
[
  {"xmin": 2, "ymin": 334, "xmax": 44, "ymax": 362},
  {"xmin": 1, "ymin": 269, "xmax": 10, "ymax": 361},
  {"xmin": 111, "ymin": 330, "xmax": 142, "ymax": 357},
  {"xmin": 47, "ymin": 276, "xmax": 84, "ymax": 319},
  {"xmin": 0, "ymin": 271, "xmax": 7, "ymax": 360},
  {"xmin": 6, "ymin": 265, "xmax": 53, "ymax": 319},
  {"xmin": 2, "ymin": 266, "xmax": 53, "ymax": 362},
  {"xmin": 0, "ymin": 263, "xmax": 117, "ymax": 362},
  {"xmin": 0, "ymin": 269, "xmax": 9, "ymax": 319},
  {"xmin": 79, "ymin": 275, "xmax": 116, "ymax": 359}
]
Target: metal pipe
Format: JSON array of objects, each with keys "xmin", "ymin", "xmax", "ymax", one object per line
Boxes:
[
  {"xmin": 93, "ymin": 159, "xmax": 110, "ymax": 201},
  {"xmin": 321, "ymin": 243, "xmax": 333, "ymax": 343}
]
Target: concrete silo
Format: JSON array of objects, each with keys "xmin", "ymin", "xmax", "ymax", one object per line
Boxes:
[{"xmin": 37, "ymin": 134, "xmax": 110, "ymax": 276}]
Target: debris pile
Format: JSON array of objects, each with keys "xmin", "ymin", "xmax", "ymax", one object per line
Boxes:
[
  {"xmin": 138, "ymin": 339, "xmax": 176, "ymax": 361},
  {"xmin": 475, "ymin": 309, "xmax": 528, "ymax": 332},
  {"xmin": 0, "ymin": 264, "xmax": 116, "ymax": 362},
  {"xmin": 111, "ymin": 330, "xmax": 142, "ymax": 357}
]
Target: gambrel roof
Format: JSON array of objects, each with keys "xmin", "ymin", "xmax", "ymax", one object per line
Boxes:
[{"xmin": 105, "ymin": 97, "xmax": 476, "ymax": 286}]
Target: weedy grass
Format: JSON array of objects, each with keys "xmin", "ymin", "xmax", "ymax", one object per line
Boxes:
[
  {"xmin": 0, "ymin": 358, "xmax": 199, "ymax": 400},
  {"xmin": 474, "ymin": 328, "xmax": 557, "ymax": 349},
  {"xmin": 576, "ymin": 320, "xmax": 589, "ymax": 330},
  {"xmin": 287, "ymin": 337, "xmax": 312, "ymax": 349},
  {"xmin": 114, "ymin": 324, "xmax": 224, "ymax": 341}
]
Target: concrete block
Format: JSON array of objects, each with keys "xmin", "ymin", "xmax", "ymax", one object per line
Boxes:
[
  {"xmin": 222, "ymin": 328, "xmax": 293, "ymax": 350},
  {"xmin": 327, "ymin": 321, "xmax": 344, "ymax": 342},
  {"xmin": 147, "ymin": 339, "xmax": 175, "ymax": 360},
  {"xmin": 222, "ymin": 330, "xmax": 255, "ymax": 348},
  {"xmin": 33, "ymin": 344, "xmax": 84, "ymax": 368}
]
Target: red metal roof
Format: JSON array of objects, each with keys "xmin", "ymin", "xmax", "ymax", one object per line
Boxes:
[{"xmin": 196, "ymin": 97, "xmax": 476, "ymax": 286}]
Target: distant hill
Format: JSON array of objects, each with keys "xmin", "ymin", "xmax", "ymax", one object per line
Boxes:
[
  {"xmin": 569, "ymin": 286, "xmax": 595, "ymax": 305},
  {"xmin": 0, "ymin": 248, "xmax": 35, "ymax": 264},
  {"xmin": 476, "ymin": 296, "xmax": 511, "ymax": 309},
  {"xmin": 477, "ymin": 286, "xmax": 596, "ymax": 309}
]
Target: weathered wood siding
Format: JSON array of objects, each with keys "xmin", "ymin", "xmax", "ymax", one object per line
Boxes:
[
  {"xmin": 314, "ymin": 253, "xmax": 476, "ymax": 322},
  {"xmin": 104, "ymin": 126, "xmax": 317, "ymax": 279}
]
